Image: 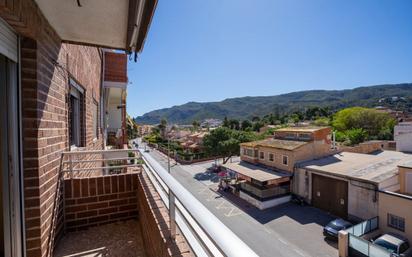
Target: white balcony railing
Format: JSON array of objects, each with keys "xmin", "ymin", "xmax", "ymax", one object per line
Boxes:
[
  {"xmin": 139, "ymin": 149, "xmax": 259, "ymax": 257},
  {"xmin": 60, "ymin": 148, "xmax": 258, "ymax": 257}
]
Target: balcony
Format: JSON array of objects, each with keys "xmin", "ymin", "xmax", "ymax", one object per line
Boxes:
[
  {"xmin": 103, "ymin": 51, "xmax": 128, "ymax": 148},
  {"xmin": 52, "ymin": 148, "xmax": 258, "ymax": 257}
]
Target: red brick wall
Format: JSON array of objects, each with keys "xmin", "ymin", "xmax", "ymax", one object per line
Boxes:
[
  {"xmin": 104, "ymin": 51, "xmax": 127, "ymax": 82},
  {"xmin": 0, "ymin": 1, "xmax": 105, "ymax": 256},
  {"xmin": 137, "ymin": 172, "xmax": 193, "ymax": 257},
  {"xmin": 64, "ymin": 173, "xmax": 139, "ymax": 231}
]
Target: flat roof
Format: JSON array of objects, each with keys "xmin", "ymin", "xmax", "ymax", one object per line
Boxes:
[
  {"xmin": 241, "ymin": 138, "xmax": 308, "ymax": 150},
  {"xmin": 223, "ymin": 162, "xmax": 291, "ymax": 182},
  {"xmin": 301, "ymin": 151, "xmax": 412, "ymax": 184},
  {"xmin": 276, "ymin": 126, "xmax": 330, "ymax": 133},
  {"xmin": 398, "ymin": 161, "xmax": 412, "ymax": 169}
]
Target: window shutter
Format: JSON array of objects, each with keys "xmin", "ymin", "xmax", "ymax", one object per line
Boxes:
[{"xmin": 0, "ymin": 18, "xmax": 17, "ymax": 62}]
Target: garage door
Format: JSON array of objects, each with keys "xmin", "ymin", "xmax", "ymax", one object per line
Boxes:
[{"xmin": 312, "ymin": 174, "xmax": 348, "ymax": 218}]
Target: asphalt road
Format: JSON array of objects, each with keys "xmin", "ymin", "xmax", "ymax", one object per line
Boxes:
[{"xmin": 135, "ymin": 140, "xmax": 338, "ymax": 257}]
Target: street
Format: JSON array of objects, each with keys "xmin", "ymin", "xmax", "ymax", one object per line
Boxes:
[{"xmin": 136, "ymin": 140, "xmax": 338, "ymax": 257}]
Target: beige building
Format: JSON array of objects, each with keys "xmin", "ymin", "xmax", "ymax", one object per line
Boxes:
[
  {"xmin": 226, "ymin": 126, "xmax": 334, "ymax": 209},
  {"xmin": 240, "ymin": 126, "xmax": 333, "ymax": 173},
  {"xmin": 138, "ymin": 124, "xmax": 154, "ymax": 136},
  {"xmin": 377, "ymin": 163, "xmax": 412, "ymax": 242},
  {"xmin": 297, "ymin": 151, "xmax": 412, "ymax": 221}
]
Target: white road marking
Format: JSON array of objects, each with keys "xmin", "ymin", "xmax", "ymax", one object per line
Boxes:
[
  {"xmin": 293, "ymin": 248, "xmax": 306, "ymax": 257},
  {"xmin": 278, "ymin": 237, "xmax": 288, "ymax": 245}
]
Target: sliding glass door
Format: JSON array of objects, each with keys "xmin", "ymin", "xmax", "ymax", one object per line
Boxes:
[{"xmin": 0, "ymin": 17, "xmax": 23, "ymax": 257}]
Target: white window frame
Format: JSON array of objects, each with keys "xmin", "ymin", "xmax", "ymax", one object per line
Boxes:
[
  {"xmin": 259, "ymin": 151, "xmax": 265, "ymax": 160},
  {"xmin": 388, "ymin": 213, "xmax": 405, "ymax": 232},
  {"xmin": 269, "ymin": 153, "xmax": 274, "ymax": 162}
]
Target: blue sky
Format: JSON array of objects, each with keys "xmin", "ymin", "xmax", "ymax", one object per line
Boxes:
[{"xmin": 127, "ymin": 0, "xmax": 412, "ymax": 117}]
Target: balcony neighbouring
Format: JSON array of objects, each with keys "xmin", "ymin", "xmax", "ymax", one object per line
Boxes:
[{"xmin": 51, "ymin": 149, "xmax": 193, "ymax": 257}]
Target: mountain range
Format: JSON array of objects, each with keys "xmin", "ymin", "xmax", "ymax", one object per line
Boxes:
[{"xmin": 134, "ymin": 83, "xmax": 412, "ymax": 125}]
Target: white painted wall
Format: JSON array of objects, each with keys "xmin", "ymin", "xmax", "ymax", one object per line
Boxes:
[
  {"xmin": 347, "ymin": 181, "xmax": 378, "ymax": 221},
  {"xmin": 394, "ymin": 122, "xmax": 412, "ymax": 152},
  {"xmin": 107, "ymin": 103, "xmax": 122, "ymax": 130}
]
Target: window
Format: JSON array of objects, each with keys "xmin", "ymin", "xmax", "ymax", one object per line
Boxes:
[
  {"xmin": 269, "ymin": 153, "xmax": 274, "ymax": 162},
  {"xmin": 388, "ymin": 213, "xmax": 405, "ymax": 232},
  {"xmin": 243, "ymin": 148, "xmax": 254, "ymax": 157},
  {"xmin": 285, "ymin": 133, "xmax": 296, "ymax": 139},
  {"xmin": 298, "ymin": 133, "xmax": 311, "ymax": 140},
  {"xmin": 259, "ymin": 152, "xmax": 264, "ymax": 159},
  {"xmin": 69, "ymin": 79, "xmax": 84, "ymax": 147},
  {"xmin": 92, "ymin": 100, "xmax": 98, "ymax": 139},
  {"xmin": 282, "ymin": 155, "xmax": 288, "ymax": 166}
]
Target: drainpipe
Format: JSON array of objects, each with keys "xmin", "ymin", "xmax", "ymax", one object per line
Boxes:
[{"xmin": 101, "ymin": 50, "xmax": 107, "ymax": 149}]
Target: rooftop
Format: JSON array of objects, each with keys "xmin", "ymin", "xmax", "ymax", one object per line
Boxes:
[
  {"xmin": 301, "ymin": 151, "xmax": 412, "ymax": 185},
  {"xmin": 398, "ymin": 161, "xmax": 412, "ymax": 169},
  {"xmin": 223, "ymin": 161, "xmax": 291, "ymax": 182},
  {"xmin": 276, "ymin": 126, "xmax": 330, "ymax": 133},
  {"xmin": 241, "ymin": 138, "xmax": 308, "ymax": 150}
]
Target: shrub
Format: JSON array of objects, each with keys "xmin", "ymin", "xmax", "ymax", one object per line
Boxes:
[{"xmin": 345, "ymin": 128, "xmax": 368, "ymax": 146}]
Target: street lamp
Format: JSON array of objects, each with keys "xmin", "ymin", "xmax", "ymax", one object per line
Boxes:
[{"xmin": 167, "ymin": 136, "xmax": 171, "ymax": 173}]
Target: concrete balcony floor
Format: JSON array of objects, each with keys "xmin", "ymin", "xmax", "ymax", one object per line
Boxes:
[{"xmin": 54, "ymin": 220, "xmax": 146, "ymax": 257}]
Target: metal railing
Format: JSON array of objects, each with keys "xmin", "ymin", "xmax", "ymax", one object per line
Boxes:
[
  {"xmin": 140, "ymin": 149, "xmax": 259, "ymax": 257},
  {"xmin": 345, "ymin": 217, "xmax": 392, "ymax": 257},
  {"xmin": 348, "ymin": 234, "xmax": 392, "ymax": 257},
  {"xmin": 61, "ymin": 149, "xmax": 142, "ymax": 178},
  {"xmin": 240, "ymin": 182, "xmax": 290, "ymax": 199},
  {"xmin": 345, "ymin": 216, "xmax": 378, "ymax": 237}
]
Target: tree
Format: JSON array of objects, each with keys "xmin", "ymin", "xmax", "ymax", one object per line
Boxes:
[
  {"xmin": 290, "ymin": 113, "xmax": 300, "ymax": 124},
  {"xmin": 241, "ymin": 119, "xmax": 252, "ymax": 130},
  {"xmin": 345, "ymin": 128, "xmax": 368, "ymax": 146},
  {"xmin": 192, "ymin": 120, "xmax": 200, "ymax": 131},
  {"xmin": 228, "ymin": 119, "xmax": 240, "ymax": 130},
  {"xmin": 222, "ymin": 116, "xmax": 230, "ymax": 128},
  {"xmin": 313, "ymin": 117, "xmax": 330, "ymax": 126},
  {"xmin": 251, "ymin": 116, "xmax": 260, "ymax": 122},
  {"xmin": 252, "ymin": 120, "xmax": 264, "ymax": 132},
  {"xmin": 158, "ymin": 118, "xmax": 167, "ymax": 139},
  {"xmin": 203, "ymin": 127, "xmax": 257, "ymax": 163},
  {"xmin": 332, "ymin": 107, "xmax": 396, "ymax": 139}
]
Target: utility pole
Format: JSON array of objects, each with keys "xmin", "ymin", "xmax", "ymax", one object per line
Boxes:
[{"xmin": 167, "ymin": 136, "xmax": 171, "ymax": 173}]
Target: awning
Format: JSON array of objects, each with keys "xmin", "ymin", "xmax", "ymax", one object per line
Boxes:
[
  {"xmin": 223, "ymin": 162, "xmax": 291, "ymax": 183},
  {"xmin": 34, "ymin": 0, "xmax": 157, "ymax": 52}
]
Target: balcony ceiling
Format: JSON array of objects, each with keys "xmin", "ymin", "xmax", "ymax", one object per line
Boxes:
[{"xmin": 34, "ymin": 0, "xmax": 157, "ymax": 52}]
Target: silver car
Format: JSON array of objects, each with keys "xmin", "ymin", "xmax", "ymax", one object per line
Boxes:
[{"xmin": 373, "ymin": 233, "xmax": 412, "ymax": 257}]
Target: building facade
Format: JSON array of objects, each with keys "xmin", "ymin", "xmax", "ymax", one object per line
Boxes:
[
  {"xmin": 297, "ymin": 151, "xmax": 412, "ymax": 221},
  {"xmin": 227, "ymin": 126, "xmax": 334, "ymax": 209},
  {"xmin": 0, "ymin": 0, "xmax": 157, "ymax": 256},
  {"xmin": 394, "ymin": 122, "xmax": 412, "ymax": 152},
  {"xmin": 240, "ymin": 126, "xmax": 333, "ymax": 172}
]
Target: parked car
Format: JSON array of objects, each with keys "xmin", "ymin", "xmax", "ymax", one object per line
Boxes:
[
  {"xmin": 372, "ymin": 233, "xmax": 412, "ymax": 257},
  {"xmin": 323, "ymin": 218, "xmax": 352, "ymax": 239},
  {"xmin": 208, "ymin": 164, "xmax": 222, "ymax": 173}
]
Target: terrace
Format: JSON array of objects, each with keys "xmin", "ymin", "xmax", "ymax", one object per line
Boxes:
[{"xmin": 50, "ymin": 148, "xmax": 258, "ymax": 257}]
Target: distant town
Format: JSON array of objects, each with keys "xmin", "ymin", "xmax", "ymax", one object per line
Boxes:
[{"xmin": 129, "ymin": 102, "xmax": 412, "ymax": 256}]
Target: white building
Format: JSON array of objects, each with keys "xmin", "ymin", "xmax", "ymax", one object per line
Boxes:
[{"xmin": 394, "ymin": 122, "xmax": 412, "ymax": 152}]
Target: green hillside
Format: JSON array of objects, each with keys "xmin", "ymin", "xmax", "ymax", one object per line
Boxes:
[{"xmin": 134, "ymin": 83, "xmax": 412, "ymax": 124}]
